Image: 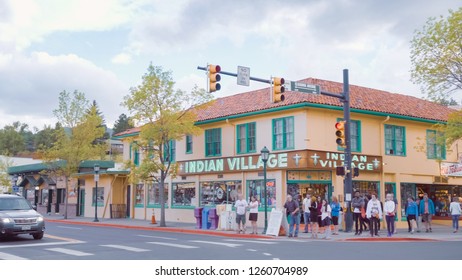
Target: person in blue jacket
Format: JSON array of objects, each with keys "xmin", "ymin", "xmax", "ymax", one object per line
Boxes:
[
  {"xmin": 330, "ymin": 196, "xmax": 341, "ymax": 235},
  {"xmin": 419, "ymin": 193, "xmax": 435, "ymax": 233},
  {"xmin": 406, "ymin": 197, "xmax": 419, "ymax": 234}
]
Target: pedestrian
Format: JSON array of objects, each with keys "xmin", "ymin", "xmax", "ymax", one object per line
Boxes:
[
  {"xmin": 321, "ymin": 198, "xmax": 332, "ymax": 239},
  {"xmin": 302, "ymin": 193, "xmax": 311, "ymax": 233},
  {"xmin": 366, "ymin": 193, "xmax": 382, "ymax": 237},
  {"xmin": 234, "ymin": 193, "xmax": 248, "ymax": 234},
  {"xmin": 248, "ymin": 195, "xmax": 259, "ymax": 234},
  {"xmin": 316, "ymin": 196, "xmax": 323, "ymax": 234},
  {"xmin": 309, "ymin": 196, "xmax": 319, "ymax": 238},
  {"xmin": 330, "ymin": 196, "xmax": 341, "ymax": 235},
  {"xmin": 391, "ymin": 193, "xmax": 398, "ymax": 234},
  {"xmin": 384, "ymin": 193, "xmax": 396, "ymax": 237},
  {"xmin": 419, "ymin": 193, "xmax": 435, "ymax": 233},
  {"xmin": 415, "ymin": 197, "xmax": 422, "ymax": 232},
  {"xmin": 406, "ymin": 197, "xmax": 418, "ymax": 234},
  {"xmin": 449, "ymin": 197, "xmax": 461, "ymax": 233},
  {"xmin": 352, "ymin": 191, "xmax": 364, "ymax": 235},
  {"xmin": 284, "ymin": 195, "xmax": 300, "ymax": 237}
]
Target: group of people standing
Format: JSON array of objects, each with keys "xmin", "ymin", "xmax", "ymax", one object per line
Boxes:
[{"xmin": 284, "ymin": 193, "xmax": 342, "ymax": 239}]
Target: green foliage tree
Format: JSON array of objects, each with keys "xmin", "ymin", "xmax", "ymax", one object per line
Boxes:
[
  {"xmin": 0, "ymin": 156, "xmax": 14, "ymax": 193},
  {"xmin": 113, "ymin": 113, "xmax": 134, "ymax": 135},
  {"xmin": 34, "ymin": 123, "xmax": 61, "ymax": 150},
  {"xmin": 122, "ymin": 64, "xmax": 213, "ymax": 227},
  {"xmin": 43, "ymin": 90, "xmax": 106, "ymax": 219},
  {"xmin": 410, "ymin": 8, "xmax": 462, "ymax": 101},
  {"xmin": 0, "ymin": 122, "xmax": 26, "ymax": 155}
]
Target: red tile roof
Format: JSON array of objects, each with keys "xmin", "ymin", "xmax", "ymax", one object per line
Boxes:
[{"xmin": 114, "ymin": 78, "xmax": 454, "ymax": 137}]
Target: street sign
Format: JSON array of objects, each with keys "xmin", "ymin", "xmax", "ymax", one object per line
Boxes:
[
  {"xmin": 289, "ymin": 81, "xmax": 320, "ymax": 94},
  {"xmin": 12, "ymin": 186, "xmax": 19, "ymax": 192},
  {"xmin": 237, "ymin": 66, "xmax": 250, "ymax": 86}
]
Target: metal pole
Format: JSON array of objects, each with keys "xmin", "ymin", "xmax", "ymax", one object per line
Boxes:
[
  {"xmin": 342, "ymin": 69, "xmax": 353, "ymax": 232},
  {"xmin": 94, "ymin": 180, "xmax": 99, "ymax": 222},
  {"xmin": 263, "ymin": 161, "xmax": 268, "ymax": 234}
]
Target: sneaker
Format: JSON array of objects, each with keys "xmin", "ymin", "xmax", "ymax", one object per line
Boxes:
[
  {"xmin": 354, "ymin": 232, "xmax": 358, "ymax": 235},
  {"xmin": 411, "ymin": 230, "xmax": 414, "ymax": 234},
  {"xmin": 288, "ymin": 234, "xmax": 293, "ymax": 238},
  {"xmin": 454, "ymin": 230, "xmax": 457, "ymax": 233},
  {"xmin": 425, "ymin": 229, "xmax": 429, "ymax": 233},
  {"xmin": 429, "ymin": 228, "xmax": 432, "ymax": 232},
  {"xmin": 294, "ymin": 235, "xmax": 298, "ymax": 238},
  {"xmin": 303, "ymin": 231, "xmax": 308, "ymax": 233}
]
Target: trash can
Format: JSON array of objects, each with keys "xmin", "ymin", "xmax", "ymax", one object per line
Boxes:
[
  {"xmin": 194, "ymin": 207, "xmax": 203, "ymax": 229},
  {"xmin": 209, "ymin": 208, "xmax": 219, "ymax": 230},
  {"xmin": 202, "ymin": 207, "xmax": 211, "ymax": 229}
]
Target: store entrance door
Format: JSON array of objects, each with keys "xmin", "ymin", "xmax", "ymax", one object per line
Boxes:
[{"xmin": 287, "ymin": 183, "xmax": 332, "ymax": 224}]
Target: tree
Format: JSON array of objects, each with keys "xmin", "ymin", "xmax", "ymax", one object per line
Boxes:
[
  {"xmin": 43, "ymin": 90, "xmax": 106, "ymax": 219},
  {"xmin": 122, "ymin": 64, "xmax": 213, "ymax": 227},
  {"xmin": 113, "ymin": 113, "xmax": 134, "ymax": 135},
  {"xmin": 410, "ymin": 8, "xmax": 462, "ymax": 101},
  {"xmin": 86, "ymin": 100, "xmax": 110, "ymax": 144},
  {"xmin": 0, "ymin": 123, "xmax": 26, "ymax": 155},
  {"xmin": 0, "ymin": 156, "xmax": 14, "ymax": 193},
  {"xmin": 34, "ymin": 123, "xmax": 61, "ymax": 150}
]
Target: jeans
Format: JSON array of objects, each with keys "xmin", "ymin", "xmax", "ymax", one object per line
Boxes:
[
  {"xmin": 385, "ymin": 215, "xmax": 395, "ymax": 235},
  {"xmin": 353, "ymin": 213, "xmax": 363, "ymax": 233},
  {"xmin": 304, "ymin": 212, "xmax": 310, "ymax": 232},
  {"xmin": 369, "ymin": 217, "xmax": 379, "ymax": 236},
  {"xmin": 289, "ymin": 214, "xmax": 300, "ymax": 236},
  {"xmin": 452, "ymin": 215, "xmax": 460, "ymax": 230}
]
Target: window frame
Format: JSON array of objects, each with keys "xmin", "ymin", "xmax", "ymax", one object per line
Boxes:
[
  {"xmin": 272, "ymin": 116, "xmax": 294, "ymax": 151},
  {"xmin": 205, "ymin": 128, "xmax": 222, "ymax": 157},
  {"xmin": 236, "ymin": 122, "xmax": 257, "ymax": 154},
  {"xmin": 384, "ymin": 124, "xmax": 406, "ymax": 156},
  {"xmin": 185, "ymin": 135, "xmax": 193, "ymax": 154},
  {"xmin": 426, "ymin": 129, "xmax": 446, "ymax": 160}
]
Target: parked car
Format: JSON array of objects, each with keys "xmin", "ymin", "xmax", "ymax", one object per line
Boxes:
[{"xmin": 0, "ymin": 194, "xmax": 45, "ymax": 240}]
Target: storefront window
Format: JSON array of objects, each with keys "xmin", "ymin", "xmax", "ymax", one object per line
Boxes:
[
  {"xmin": 172, "ymin": 182, "xmax": 196, "ymax": 207},
  {"xmin": 432, "ymin": 186, "xmax": 451, "ymax": 217},
  {"xmin": 352, "ymin": 181, "xmax": 380, "ymax": 198},
  {"xmin": 147, "ymin": 183, "xmax": 168, "ymax": 207},
  {"xmin": 135, "ymin": 184, "xmax": 144, "ymax": 207},
  {"xmin": 247, "ymin": 179, "xmax": 276, "ymax": 209},
  {"xmin": 41, "ymin": 189, "xmax": 49, "ymax": 205},
  {"xmin": 92, "ymin": 187, "xmax": 104, "ymax": 206},
  {"xmin": 200, "ymin": 181, "xmax": 242, "ymax": 206}
]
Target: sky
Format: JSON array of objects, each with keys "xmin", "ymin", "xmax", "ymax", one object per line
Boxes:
[{"xmin": 0, "ymin": 0, "xmax": 461, "ymax": 130}]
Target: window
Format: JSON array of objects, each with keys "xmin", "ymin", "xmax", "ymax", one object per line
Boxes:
[
  {"xmin": 272, "ymin": 117, "xmax": 294, "ymax": 150},
  {"xmin": 135, "ymin": 184, "xmax": 144, "ymax": 207},
  {"xmin": 164, "ymin": 140, "xmax": 176, "ymax": 162},
  {"xmin": 205, "ymin": 128, "xmax": 221, "ymax": 156},
  {"xmin": 247, "ymin": 179, "xmax": 277, "ymax": 210},
  {"xmin": 426, "ymin": 130, "xmax": 446, "ymax": 160},
  {"xmin": 147, "ymin": 183, "xmax": 168, "ymax": 207},
  {"xmin": 337, "ymin": 119, "xmax": 361, "ymax": 152},
  {"xmin": 92, "ymin": 187, "xmax": 104, "ymax": 207},
  {"xmin": 385, "ymin": 125, "xmax": 406, "ymax": 156},
  {"xmin": 200, "ymin": 181, "xmax": 242, "ymax": 206},
  {"xmin": 237, "ymin": 122, "xmax": 256, "ymax": 154},
  {"xmin": 172, "ymin": 182, "xmax": 196, "ymax": 207},
  {"xmin": 186, "ymin": 135, "xmax": 193, "ymax": 154},
  {"xmin": 352, "ymin": 181, "xmax": 380, "ymax": 199},
  {"xmin": 133, "ymin": 148, "xmax": 140, "ymax": 166}
]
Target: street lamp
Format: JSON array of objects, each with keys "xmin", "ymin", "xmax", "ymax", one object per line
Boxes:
[
  {"xmin": 93, "ymin": 164, "xmax": 100, "ymax": 222},
  {"xmin": 260, "ymin": 146, "xmax": 270, "ymax": 234}
]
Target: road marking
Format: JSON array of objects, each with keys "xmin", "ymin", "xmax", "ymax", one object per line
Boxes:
[
  {"xmin": 137, "ymin": 235, "xmax": 177, "ymax": 240},
  {"xmin": 273, "ymin": 258, "xmax": 280, "ymax": 260},
  {"xmin": 223, "ymin": 239, "xmax": 278, "ymax": 244},
  {"xmin": 57, "ymin": 226, "xmax": 82, "ymax": 230},
  {"xmin": 0, "ymin": 252, "xmax": 28, "ymax": 260},
  {"xmin": 190, "ymin": 240, "xmax": 242, "ymax": 248},
  {"xmin": 246, "ymin": 249, "xmax": 258, "ymax": 252},
  {"xmin": 263, "ymin": 253, "xmax": 272, "ymax": 256},
  {"xmin": 46, "ymin": 248, "xmax": 93, "ymax": 256},
  {"xmin": 45, "ymin": 234, "xmax": 83, "ymax": 243},
  {"xmin": 0, "ymin": 241, "xmax": 85, "ymax": 249},
  {"xmin": 100, "ymin": 244, "xmax": 150, "ymax": 252},
  {"xmin": 147, "ymin": 242, "xmax": 198, "ymax": 249}
]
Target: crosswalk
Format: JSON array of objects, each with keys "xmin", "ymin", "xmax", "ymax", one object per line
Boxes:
[{"xmin": 0, "ymin": 236, "xmax": 283, "ymax": 260}]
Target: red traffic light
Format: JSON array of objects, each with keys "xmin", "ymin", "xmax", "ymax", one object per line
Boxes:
[{"xmin": 335, "ymin": 122, "xmax": 345, "ymax": 130}]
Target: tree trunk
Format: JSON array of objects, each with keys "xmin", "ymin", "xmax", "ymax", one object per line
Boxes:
[{"xmin": 159, "ymin": 171, "xmax": 166, "ymax": 227}]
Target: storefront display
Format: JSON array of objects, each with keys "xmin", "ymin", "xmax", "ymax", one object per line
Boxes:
[
  {"xmin": 200, "ymin": 181, "xmax": 242, "ymax": 206},
  {"xmin": 352, "ymin": 181, "xmax": 379, "ymax": 198},
  {"xmin": 172, "ymin": 182, "xmax": 196, "ymax": 207},
  {"xmin": 247, "ymin": 179, "xmax": 276, "ymax": 209}
]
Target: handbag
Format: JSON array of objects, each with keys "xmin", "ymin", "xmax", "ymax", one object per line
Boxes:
[{"xmin": 360, "ymin": 208, "xmax": 366, "ymax": 219}]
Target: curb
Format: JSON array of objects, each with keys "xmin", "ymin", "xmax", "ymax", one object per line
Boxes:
[
  {"xmin": 45, "ymin": 219, "xmax": 275, "ymax": 239},
  {"xmin": 341, "ymin": 237, "xmax": 438, "ymax": 242}
]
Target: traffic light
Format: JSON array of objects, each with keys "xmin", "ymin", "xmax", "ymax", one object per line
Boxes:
[
  {"xmin": 208, "ymin": 64, "xmax": 221, "ymax": 93},
  {"xmin": 335, "ymin": 121, "xmax": 346, "ymax": 147},
  {"xmin": 272, "ymin": 77, "xmax": 285, "ymax": 103}
]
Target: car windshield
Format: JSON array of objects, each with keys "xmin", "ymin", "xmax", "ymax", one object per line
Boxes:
[{"xmin": 0, "ymin": 197, "xmax": 33, "ymax": 211}]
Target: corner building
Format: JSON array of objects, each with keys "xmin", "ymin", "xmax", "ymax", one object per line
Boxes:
[{"xmin": 114, "ymin": 77, "xmax": 461, "ymax": 227}]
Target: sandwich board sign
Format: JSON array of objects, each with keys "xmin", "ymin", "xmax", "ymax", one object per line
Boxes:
[{"xmin": 265, "ymin": 208, "xmax": 289, "ymax": 236}]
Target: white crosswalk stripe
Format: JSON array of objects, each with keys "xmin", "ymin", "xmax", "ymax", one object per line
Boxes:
[
  {"xmin": 147, "ymin": 242, "xmax": 199, "ymax": 249},
  {"xmin": 100, "ymin": 244, "xmax": 150, "ymax": 252},
  {"xmin": 46, "ymin": 248, "xmax": 93, "ymax": 256},
  {"xmin": 0, "ymin": 252, "xmax": 28, "ymax": 260},
  {"xmin": 222, "ymin": 239, "xmax": 278, "ymax": 244},
  {"xmin": 137, "ymin": 235, "xmax": 177, "ymax": 240},
  {"xmin": 189, "ymin": 240, "xmax": 242, "ymax": 248}
]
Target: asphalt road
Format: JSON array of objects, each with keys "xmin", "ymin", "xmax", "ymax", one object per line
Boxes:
[{"xmin": 0, "ymin": 223, "xmax": 460, "ymax": 260}]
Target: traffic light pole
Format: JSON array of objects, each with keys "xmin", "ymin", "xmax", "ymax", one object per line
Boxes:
[
  {"xmin": 197, "ymin": 66, "xmax": 272, "ymax": 84},
  {"xmin": 319, "ymin": 69, "xmax": 353, "ymax": 232}
]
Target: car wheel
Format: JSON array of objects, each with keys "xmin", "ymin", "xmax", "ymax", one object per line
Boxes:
[{"xmin": 32, "ymin": 232, "xmax": 44, "ymax": 240}]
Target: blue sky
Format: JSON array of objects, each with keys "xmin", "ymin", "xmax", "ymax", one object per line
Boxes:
[{"xmin": 0, "ymin": 0, "xmax": 460, "ymax": 129}]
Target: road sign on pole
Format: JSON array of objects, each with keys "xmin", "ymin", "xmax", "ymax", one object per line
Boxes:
[
  {"xmin": 237, "ymin": 66, "xmax": 250, "ymax": 86},
  {"xmin": 289, "ymin": 81, "xmax": 320, "ymax": 94}
]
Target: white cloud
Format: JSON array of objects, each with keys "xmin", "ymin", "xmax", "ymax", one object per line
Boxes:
[{"xmin": 111, "ymin": 53, "xmax": 132, "ymax": 64}]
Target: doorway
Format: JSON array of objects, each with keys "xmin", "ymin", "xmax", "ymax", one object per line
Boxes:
[
  {"xmin": 79, "ymin": 188, "xmax": 85, "ymax": 216},
  {"xmin": 126, "ymin": 185, "xmax": 131, "ymax": 218}
]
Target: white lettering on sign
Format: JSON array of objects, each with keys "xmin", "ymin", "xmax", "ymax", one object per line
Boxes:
[{"xmin": 314, "ymin": 152, "xmax": 379, "ymax": 171}]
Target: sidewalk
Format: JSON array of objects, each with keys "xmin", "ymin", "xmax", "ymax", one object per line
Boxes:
[{"xmin": 44, "ymin": 215, "xmax": 462, "ymax": 242}]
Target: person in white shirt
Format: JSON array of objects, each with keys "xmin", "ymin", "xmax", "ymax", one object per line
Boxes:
[
  {"xmin": 366, "ymin": 193, "xmax": 382, "ymax": 237},
  {"xmin": 449, "ymin": 197, "xmax": 461, "ymax": 233},
  {"xmin": 248, "ymin": 196, "xmax": 259, "ymax": 234},
  {"xmin": 384, "ymin": 193, "xmax": 396, "ymax": 237},
  {"xmin": 302, "ymin": 193, "xmax": 311, "ymax": 233},
  {"xmin": 320, "ymin": 198, "xmax": 332, "ymax": 239},
  {"xmin": 234, "ymin": 194, "xmax": 248, "ymax": 234}
]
